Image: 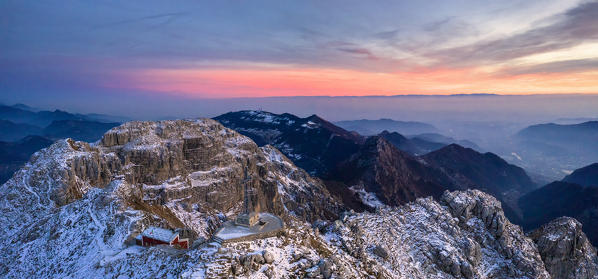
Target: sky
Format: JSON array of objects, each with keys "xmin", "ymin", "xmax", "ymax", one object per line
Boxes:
[{"xmin": 1, "ymin": 0, "xmax": 598, "ymax": 106}]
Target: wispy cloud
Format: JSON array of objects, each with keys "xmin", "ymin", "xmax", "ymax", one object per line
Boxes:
[
  {"xmin": 1, "ymin": 0, "xmax": 596, "ymax": 98},
  {"xmin": 426, "ymin": 1, "xmax": 598, "ymax": 66},
  {"xmin": 502, "ymin": 58, "xmax": 598, "ymax": 75}
]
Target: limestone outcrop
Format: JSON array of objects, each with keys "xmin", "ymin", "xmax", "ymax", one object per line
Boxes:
[{"xmin": 530, "ymin": 217, "xmax": 598, "ymax": 279}]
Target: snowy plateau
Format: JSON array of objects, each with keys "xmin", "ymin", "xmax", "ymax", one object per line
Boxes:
[{"xmin": 0, "ymin": 119, "xmax": 597, "ymax": 278}]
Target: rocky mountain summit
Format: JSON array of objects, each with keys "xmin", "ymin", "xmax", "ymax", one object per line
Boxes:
[
  {"xmin": 0, "ymin": 119, "xmax": 596, "ymax": 278},
  {"xmin": 326, "ymin": 190, "xmax": 550, "ymax": 278},
  {"xmin": 529, "ymin": 217, "xmax": 598, "ymax": 279},
  {"xmin": 0, "ymin": 119, "xmax": 339, "ymax": 277}
]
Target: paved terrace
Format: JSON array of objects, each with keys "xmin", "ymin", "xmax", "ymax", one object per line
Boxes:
[{"xmin": 213, "ymin": 213, "xmax": 284, "ymax": 243}]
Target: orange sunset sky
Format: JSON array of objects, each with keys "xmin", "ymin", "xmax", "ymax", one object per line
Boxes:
[{"xmin": 2, "ymin": 0, "xmax": 598, "ymax": 98}]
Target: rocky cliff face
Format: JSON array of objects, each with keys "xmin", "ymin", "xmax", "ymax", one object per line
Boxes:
[
  {"xmin": 529, "ymin": 217, "xmax": 598, "ymax": 279},
  {"xmin": 97, "ymin": 120, "xmax": 340, "ymax": 231},
  {"xmin": 326, "ymin": 190, "xmax": 550, "ymax": 278},
  {"xmin": 1, "ymin": 119, "xmax": 596, "ymax": 278},
  {"xmin": 330, "ymin": 136, "xmax": 457, "ymax": 206},
  {"xmin": 0, "ymin": 119, "xmax": 340, "ymax": 278},
  {"xmin": 422, "ymin": 143, "xmax": 537, "ymax": 223},
  {"xmin": 378, "ymin": 130, "xmax": 445, "ymax": 155}
]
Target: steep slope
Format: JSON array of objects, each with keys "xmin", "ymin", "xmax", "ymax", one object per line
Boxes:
[
  {"xmin": 422, "ymin": 144, "xmax": 536, "ymax": 195},
  {"xmin": 422, "ymin": 144, "xmax": 536, "ymax": 222},
  {"xmin": 1, "ymin": 130, "xmax": 593, "ymax": 279},
  {"xmin": 216, "ymin": 111, "xmax": 534, "ymax": 211},
  {"xmin": 529, "ymin": 217, "xmax": 598, "ymax": 279},
  {"xmin": 214, "ymin": 110, "xmax": 363, "ymax": 176},
  {"xmin": 329, "ymin": 136, "xmax": 457, "ymax": 205},
  {"xmin": 0, "ymin": 119, "xmax": 341, "ymax": 278},
  {"xmin": 562, "ymin": 162, "xmax": 598, "ymax": 187},
  {"xmin": 335, "ymin": 118, "xmax": 437, "ymax": 135},
  {"xmin": 411, "ymin": 132, "xmax": 481, "ymax": 151},
  {"xmin": 519, "ymin": 181, "xmax": 598, "ymax": 246},
  {"xmin": 324, "ymin": 190, "xmax": 550, "ymax": 278},
  {"xmin": 378, "ymin": 130, "xmax": 445, "ymax": 155}
]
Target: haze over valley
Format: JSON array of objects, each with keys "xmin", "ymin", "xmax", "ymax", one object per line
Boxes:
[{"xmin": 2, "ymin": 0, "xmax": 598, "ymax": 278}]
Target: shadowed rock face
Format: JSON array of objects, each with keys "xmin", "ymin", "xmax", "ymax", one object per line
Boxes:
[
  {"xmin": 422, "ymin": 143, "xmax": 537, "ymax": 223},
  {"xmin": 529, "ymin": 217, "xmax": 598, "ymax": 279},
  {"xmin": 563, "ymin": 163, "xmax": 598, "ymax": 187},
  {"xmin": 378, "ymin": 130, "xmax": 446, "ymax": 156},
  {"xmin": 98, "ymin": 120, "xmax": 340, "ymax": 225},
  {"xmin": 2, "ymin": 119, "xmax": 341, "ymax": 240},
  {"xmin": 214, "ymin": 111, "xmax": 364, "ymax": 177},
  {"xmin": 519, "ymin": 181, "xmax": 598, "ymax": 246},
  {"xmin": 330, "ymin": 136, "xmax": 456, "ymax": 205},
  {"xmin": 2, "ymin": 132, "xmax": 596, "ymax": 278}
]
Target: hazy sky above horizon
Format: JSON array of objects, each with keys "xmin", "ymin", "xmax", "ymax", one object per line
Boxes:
[{"xmin": 2, "ymin": 0, "xmax": 598, "ymax": 104}]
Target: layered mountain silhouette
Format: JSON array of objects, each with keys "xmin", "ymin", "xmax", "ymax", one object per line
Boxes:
[
  {"xmin": 215, "ymin": 110, "xmax": 536, "ymax": 214},
  {"xmin": 378, "ymin": 130, "xmax": 445, "ymax": 156},
  {"xmin": 513, "ymin": 121, "xmax": 598, "ymax": 179},
  {"xmin": 43, "ymin": 120, "xmax": 120, "ymax": 142},
  {"xmin": 0, "ymin": 120, "xmax": 43, "ymax": 141},
  {"xmin": 0, "ymin": 135, "xmax": 54, "ymax": 183},
  {"xmin": 563, "ymin": 163, "xmax": 598, "ymax": 187},
  {"xmin": 519, "ymin": 181, "xmax": 598, "ymax": 246},
  {"xmin": 334, "ymin": 118, "xmax": 437, "ymax": 135},
  {"xmin": 410, "ymin": 132, "xmax": 481, "ymax": 151},
  {"xmin": 0, "ymin": 104, "xmax": 121, "ymax": 141},
  {"xmin": 329, "ymin": 136, "xmax": 457, "ymax": 205},
  {"xmin": 0, "ymin": 104, "xmax": 122, "ymax": 183}
]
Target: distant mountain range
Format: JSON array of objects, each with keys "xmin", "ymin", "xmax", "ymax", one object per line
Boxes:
[
  {"xmin": 409, "ymin": 133, "xmax": 481, "ymax": 151},
  {"xmin": 215, "ymin": 110, "xmax": 536, "ymax": 216},
  {"xmin": 335, "ymin": 118, "xmax": 438, "ymax": 135},
  {"xmin": 0, "ymin": 135, "xmax": 54, "ymax": 183},
  {"xmin": 0, "ymin": 104, "xmax": 122, "ymax": 142},
  {"xmin": 517, "ymin": 121, "xmax": 598, "ymax": 147},
  {"xmin": 0, "ymin": 104, "xmax": 122, "ymax": 183},
  {"xmin": 518, "ymin": 162, "xmax": 598, "ymax": 246},
  {"xmin": 378, "ymin": 131, "xmax": 445, "ymax": 156},
  {"xmin": 512, "ymin": 121, "xmax": 598, "ymax": 179}
]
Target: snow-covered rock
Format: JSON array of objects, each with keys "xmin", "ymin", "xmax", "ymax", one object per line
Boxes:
[
  {"xmin": 324, "ymin": 190, "xmax": 550, "ymax": 278},
  {"xmin": 529, "ymin": 217, "xmax": 598, "ymax": 279},
  {"xmin": 1, "ymin": 119, "xmax": 596, "ymax": 278},
  {"xmin": 0, "ymin": 119, "xmax": 340, "ymax": 278}
]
